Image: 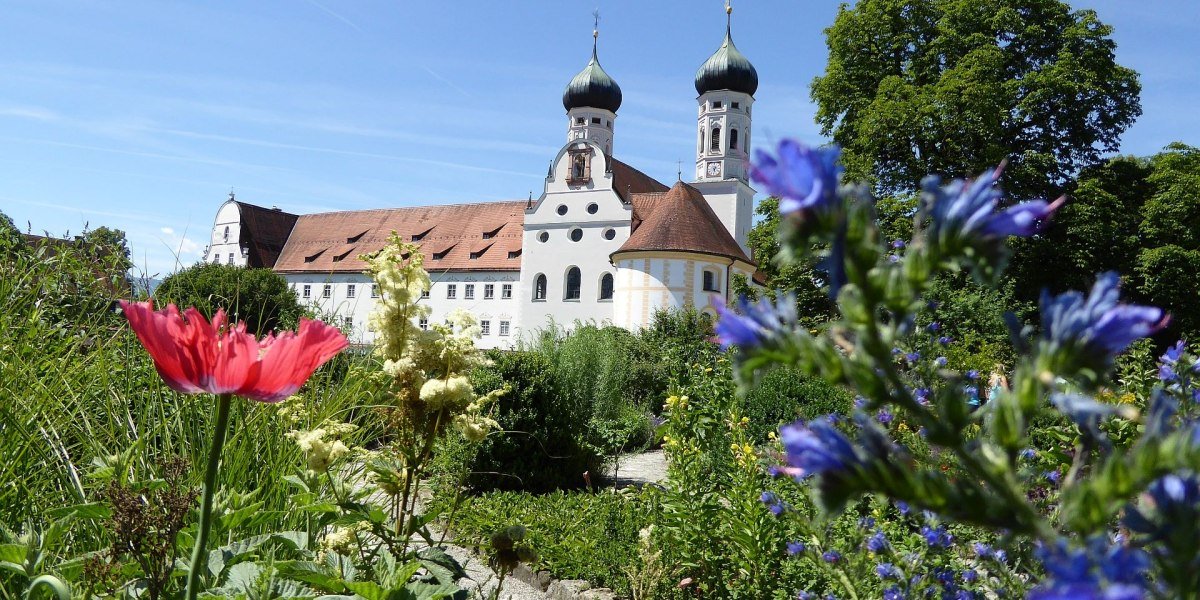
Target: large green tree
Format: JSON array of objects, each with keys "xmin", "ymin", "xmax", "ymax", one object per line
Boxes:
[
  {"xmin": 1011, "ymin": 143, "xmax": 1200, "ymax": 338},
  {"xmin": 740, "ymin": 197, "xmax": 837, "ymax": 325},
  {"xmin": 812, "ymin": 0, "xmax": 1141, "ymax": 200}
]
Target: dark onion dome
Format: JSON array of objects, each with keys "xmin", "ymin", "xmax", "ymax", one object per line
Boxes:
[
  {"xmin": 563, "ymin": 37, "xmax": 622, "ymax": 113},
  {"xmin": 694, "ymin": 17, "xmax": 758, "ymax": 96}
]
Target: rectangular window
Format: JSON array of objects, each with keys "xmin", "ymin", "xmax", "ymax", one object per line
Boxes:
[
  {"xmin": 421, "ymin": 289, "xmax": 430, "ymax": 299},
  {"xmin": 499, "ymin": 321, "xmax": 510, "ymax": 336},
  {"xmin": 344, "ymin": 316, "xmax": 353, "ymax": 328},
  {"xmin": 346, "ymin": 284, "xmax": 356, "ymax": 298},
  {"xmin": 446, "ymin": 284, "xmax": 456, "ymax": 299},
  {"xmin": 575, "ymin": 117, "xmax": 585, "ymax": 125},
  {"xmin": 227, "ymin": 253, "xmax": 234, "ymax": 264},
  {"xmin": 322, "ymin": 284, "xmax": 332, "ymax": 298},
  {"xmin": 418, "ymin": 318, "xmax": 428, "ymax": 330},
  {"xmin": 731, "ymin": 101, "xmax": 740, "ymax": 109},
  {"xmin": 712, "ymin": 100, "xmax": 723, "ymax": 109},
  {"xmin": 484, "ymin": 284, "xmax": 494, "ymax": 299},
  {"xmin": 302, "ymin": 284, "xmax": 311, "ymax": 299},
  {"xmin": 703, "ymin": 270, "xmax": 720, "ymax": 292},
  {"xmin": 464, "ymin": 284, "xmax": 475, "ymax": 300},
  {"xmin": 481, "ymin": 320, "xmax": 491, "ymax": 336},
  {"xmin": 502, "ymin": 284, "xmax": 513, "ymax": 299},
  {"xmin": 591, "ymin": 117, "xmax": 601, "ymax": 124},
  {"xmin": 371, "ymin": 284, "xmax": 379, "ymax": 298}
]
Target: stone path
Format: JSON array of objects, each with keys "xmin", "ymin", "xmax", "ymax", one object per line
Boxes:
[{"xmin": 604, "ymin": 449, "xmax": 668, "ymax": 488}]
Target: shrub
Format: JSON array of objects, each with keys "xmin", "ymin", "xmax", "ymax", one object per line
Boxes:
[
  {"xmin": 464, "ymin": 350, "xmax": 598, "ymax": 492},
  {"xmin": 154, "ymin": 262, "xmax": 305, "ymax": 336},
  {"xmin": 739, "ymin": 366, "xmax": 854, "ymax": 444}
]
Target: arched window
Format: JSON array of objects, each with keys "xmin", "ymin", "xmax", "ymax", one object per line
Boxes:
[
  {"xmin": 599, "ymin": 273, "xmax": 614, "ymax": 301},
  {"xmin": 223, "ymin": 226, "xmax": 230, "ymax": 242},
  {"xmin": 572, "ymin": 154, "xmax": 587, "ymax": 179},
  {"xmin": 534, "ymin": 274, "xmax": 547, "ymax": 301},
  {"xmin": 564, "ymin": 267, "xmax": 581, "ymax": 301},
  {"xmin": 730, "ymin": 128, "xmax": 739, "ymax": 150},
  {"xmin": 710, "ymin": 126, "xmax": 721, "ymax": 152},
  {"xmin": 702, "ymin": 269, "xmax": 720, "ymax": 292}
]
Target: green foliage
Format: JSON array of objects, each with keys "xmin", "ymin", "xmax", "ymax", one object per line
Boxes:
[
  {"xmin": 740, "ymin": 366, "xmax": 854, "ymax": 444},
  {"xmin": 444, "ymin": 490, "xmax": 652, "ymax": 596},
  {"xmin": 812, "ymin": 0, "xmax": 1141, "ymax": 199},
  {"xmin": 155, "ymin": 262, "xmax": 305, "ymax": 336},
  {"xmin": 744, "ymin": 197, "xmax": 837, "ymax": 325},
  {"xmin": 465, "ymin": 349, "xmax": 598, "ymax": 492}
]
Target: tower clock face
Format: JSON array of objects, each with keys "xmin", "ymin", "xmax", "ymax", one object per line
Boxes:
[{"xmin": 706, "ymin": 162, "xmax": 721, "ymax": 177}]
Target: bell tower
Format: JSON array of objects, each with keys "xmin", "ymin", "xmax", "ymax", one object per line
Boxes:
[
  {"xmin": 690, "ymin": 3, "xmax": 758, "ymax": 256},
  {"xmin": 563, "ymin": 12, "xmax": 621, "ymax": 156}
]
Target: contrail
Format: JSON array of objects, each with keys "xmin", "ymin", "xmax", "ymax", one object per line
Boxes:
[{"xmin": 302, "ymin": 0, "xmax": 365, "ymax": 33}]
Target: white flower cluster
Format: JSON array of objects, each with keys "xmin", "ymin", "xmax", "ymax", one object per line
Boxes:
[{"xmin": 286, "ymin": 420, "xmax": 358, "ymax": 472}]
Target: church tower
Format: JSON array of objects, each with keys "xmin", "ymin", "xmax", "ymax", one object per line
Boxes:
[
  {"xmin": 562, "ymin": 20, "xmax": 621, "ymax": 156},
  {"xmin": 691, "ymin": 3, "xmax": 758, "ymax": 255}
]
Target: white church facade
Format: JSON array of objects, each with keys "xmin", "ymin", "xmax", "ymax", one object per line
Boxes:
[{"xmin": 204, "ymin": 10, "xmax": 762, "ymax": 349}]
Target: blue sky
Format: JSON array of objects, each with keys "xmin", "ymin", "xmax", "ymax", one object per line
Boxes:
[{"xmin": 2, "ymin": 1, "xmax": 1197, "ymax": 277}]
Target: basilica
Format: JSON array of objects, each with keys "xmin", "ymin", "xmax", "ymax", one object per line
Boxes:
[{"xmin": 204, "ymin": 8, "xmax": 762, "ymax": 348}]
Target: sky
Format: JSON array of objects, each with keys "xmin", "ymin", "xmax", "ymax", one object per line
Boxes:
[{"xmin": 2, "ymin": 1, "xmax": 1197, "ymax": 277}]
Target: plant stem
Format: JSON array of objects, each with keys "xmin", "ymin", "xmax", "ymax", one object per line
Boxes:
[{"xmin": 184, "ymin": 393, "xmax": 233, "ymax": 600}]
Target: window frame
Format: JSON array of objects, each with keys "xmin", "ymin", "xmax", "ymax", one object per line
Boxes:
[
  {"xmin": 446, "ymin": 284, "xmax": 457, "ymax": 299},
  {"xmin": 346, "ymin": 283, "xmax": 356, "ymax": 298},
  {"xmin": 499, "ymin": 321, "xmax": 510, "ymax": 336},
  {"xmin": 464, "ymin": 284, "xmax": 475, "ymax": 300},
  {"xmin": 564, "ymin": 266, "xmax": 582, "ymax": 301},
  {"xmin": 598, "ymin": 273, "xmax": 614, "ymax": 301},
  {"xmin": 533, "ymin": 274, "xmax": 547, "ymax": 301},
  {"xmin": 484, "ymin": 284, "xmax": 494, "ymax": 299},
  {"xmin": 322, "ymin": 283, "xmax": 332, "ymax": 299},
  {"xmin": 502, "ymin": 283, "xmax": 513, "ymax": 299}
]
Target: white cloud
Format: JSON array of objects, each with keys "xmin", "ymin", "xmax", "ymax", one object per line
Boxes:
[{"xmin": 160, "ymin": 226, "xmax": 174, "ymax": 235}]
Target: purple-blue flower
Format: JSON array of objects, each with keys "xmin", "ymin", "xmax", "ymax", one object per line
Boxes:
[
  {"xmin": 876, "ymin": 409, "xmax": 894, "ymax": 425},
  {"xmin": 896, "ymin": 501, "xmax": 912, "ymax": 516},
  {"xmin": 760, "ymin": 491, "xmax": 786, "ymax": 516},
  {"xmin": 973, "ymin": 542, "xmax": 993, "ymax": 559},
  {"xmin": 787, "ymin": 541, "xmax": 805, "ymax": 555},
  {"xmin": 712, "ymin": 294, "xmax": 797, "ymax": 351},
  {"xmin": 882, "ymin": 587, "xmax": 905, "ymax": 600},
  {"xmin": 875, "ymin": 563, "xmax": 900, "ymax": 579},
  {"xmin": 822, "ymin": 549, "xmax": 841, "ymax": 563},
  {"xmin": 938, "ymin": 336, "xmax": 953, "ymax": 345},
  {"xmin": 962, "ymin": 569, "xmax": 977, "ymax": 583},
  {"xmin": 1161, "ymin": 340, "xmax": 1186, "ymax": 365},
  {"xmin": 921, "ymin": 524, "xmax": 954, "ymax": 548},
  {"xmin": 1040, "ymin": 273, "xmax": 1167, "ymax": 364},
  {"xmin": 922, "ymin": 167, "xmax": 1064, "ymax": 243},
  {"xmin": 892, "ymin": 239, "xmax": 906, "ymax": 249},
  {"xmin": 750, "ymin": 140, "xmax": 841, "ymax": 217},
  {"xmin": 779, "ymin": 416, "xmax": 859, "ymax": 478},
  {"xmin": 928, "ymin": 321, "xmax": 941, "ymax": 332},
  {"xmin": 935, "ymin": 356, "xmax": 948, "ymax": 367},
  {"xmin": 867, "ymin": 531, "xmax": 889, "ymax": 553}
]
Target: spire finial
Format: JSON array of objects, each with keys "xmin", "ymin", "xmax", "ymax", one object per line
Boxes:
[
  {"xmin": 228, "ymin": 187, "xmax": 235, "ymax": 201},
  {"xmin": 677, "ymin": 159, "xmax": 682, "ymax": 181},
  {"xmin": 592, "ymin": 9, "xmax": 600, "ymax": 57},
  {"xmin": 726, "ymin": 1, "xmax": 732, "ymax": 31}
]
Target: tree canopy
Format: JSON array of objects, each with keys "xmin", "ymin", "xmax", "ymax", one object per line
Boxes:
[
  {"xmin": 154, "ymin": 262, "xmax": 306, "ymax": 336},
  {"xmin": 812, "ymin": 0, "xmax": 1141, "ymax": 200}
]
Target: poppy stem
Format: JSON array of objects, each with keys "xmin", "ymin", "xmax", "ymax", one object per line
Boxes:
[{"xmin": 185, "ymin": 393, "xmax": 233, "ymax": 600}]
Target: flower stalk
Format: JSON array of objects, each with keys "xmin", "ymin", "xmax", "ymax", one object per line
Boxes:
[{"xmin": 184, "ymin": 392, "xmax": 232, "ymax": 600}]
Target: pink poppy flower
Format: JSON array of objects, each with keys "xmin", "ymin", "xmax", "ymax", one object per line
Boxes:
[{"xmin": 120, "ymin": 300, "xmax": 348, "ymax": 402}]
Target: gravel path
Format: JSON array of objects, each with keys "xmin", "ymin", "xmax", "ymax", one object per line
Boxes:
[{"xmin": 604, "ymin": 449, "xmax": 668, "ymax": 488}]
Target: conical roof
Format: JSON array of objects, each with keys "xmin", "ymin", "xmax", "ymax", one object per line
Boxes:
[
  {"xmin": 694, "ymin": 17, "xmax": 758, "ymax": 96},
  {"xmin": 563, "ymin": 39, "xmax": 622, "ymax": 113},
  {"xmin": 613, "ymin": 181, "xmax": 752, "ymax": 264}
]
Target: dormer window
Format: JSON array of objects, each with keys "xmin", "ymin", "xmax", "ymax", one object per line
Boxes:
[
  {"xmin": 347, "ymin": 230, "xmax": 368, "ymax": 243},
  {"xmin": 411, "ymin": 227, "xmax": 433, "ymax": 242},
  {"xmin": 433, "ymin": 247, "xmax": 452, "ymax": 260},
  {"xmin": 482, "ymin": 225, "xmax": 502, "ymax": 240},
  {"xmin": 507, "ymin": 250, "xmax": 522, "ymax": 259}
]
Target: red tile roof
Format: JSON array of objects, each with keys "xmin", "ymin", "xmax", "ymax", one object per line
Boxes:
[
  {"xmin": 273, "ymin": 201, "xmax": 527, "ymax": 273},
  {"xmin": 614, "ymin": 181, "xmax": 753, "ymax": 265},
  {"xmin": 609, "ymin": 157, "xmax": 669, "ymax": 202}
]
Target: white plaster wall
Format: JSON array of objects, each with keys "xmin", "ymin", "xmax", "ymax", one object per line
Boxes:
[
  {"xmin": 207, "ymin": 200, "xmax": 247, "ymax": 266},
  {"xmin": 518, "ymin": 140, "xmax": 629, "ymax": 337},
  {"xmin": 614, "ymin": 253, "xmax": 743, "ymax": 329},
  {"xmin": 285, "ymin": 270, "xmax": 520, "ymax": 350}
]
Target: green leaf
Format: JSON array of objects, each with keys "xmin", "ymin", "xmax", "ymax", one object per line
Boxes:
[
  {"xmin": 415, "ymin": 548, "xmax": 466, "ymax": 585},
  {"xmin": 44, "ymin": 502, "xmax": 110, "ymax": 520}
]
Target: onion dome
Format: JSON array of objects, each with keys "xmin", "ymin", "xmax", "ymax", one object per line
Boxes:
[
  {"xmin": 695, "ymin": 8, "xmax": 758, "ymax": 96},
  {"xmin": 563, "ymin": 32, "xmax": 622, "ymax": 113}
]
